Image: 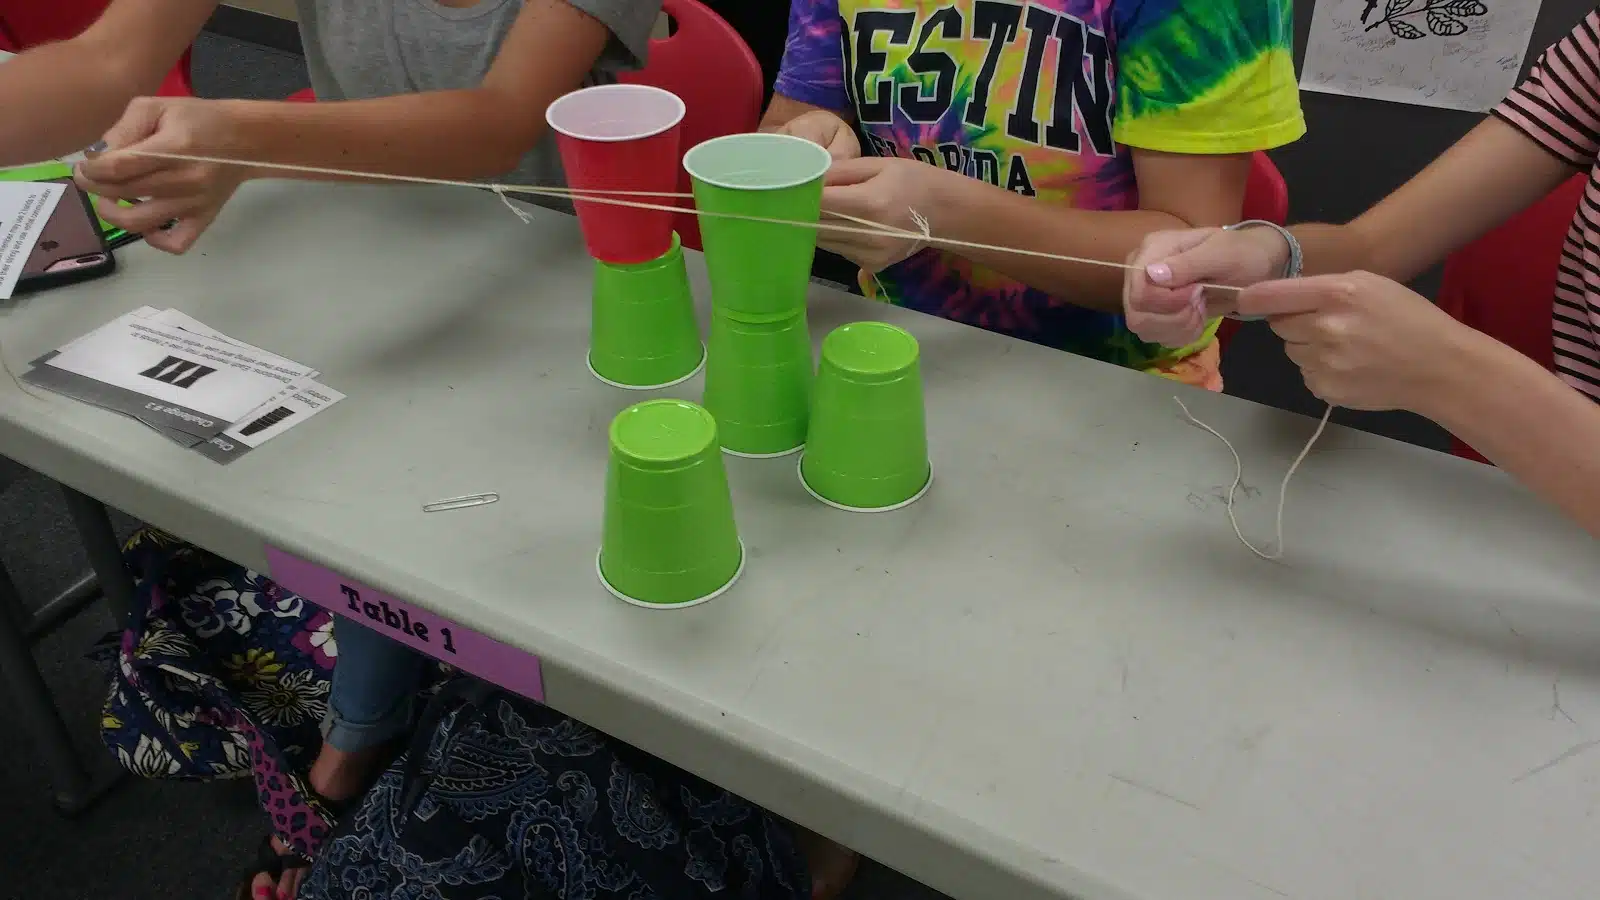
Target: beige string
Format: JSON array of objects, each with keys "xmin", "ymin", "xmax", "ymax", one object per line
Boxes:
[
  {"xmin": 93, "ymin": 149, "xmax": 1334, "ymax": 558},
  {"xmin": 1, "ymin": 349, "xmax": 43, "ymax": 399},
  {"xmin": 1173, "ymin": 397, "xmax": 1333, "ymax": 560},
  {"xmin": 119, "ymin": 150, "xmax": 1244, "ymax": 293}
]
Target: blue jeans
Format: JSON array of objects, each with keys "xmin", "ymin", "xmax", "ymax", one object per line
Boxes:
[{"xmin": 324, "ymin": 619, "xmax": 426, "ymax": 752}]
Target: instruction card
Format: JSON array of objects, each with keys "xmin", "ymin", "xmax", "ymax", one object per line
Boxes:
[
  {"xmin": 0, "ymin": 181, "xmax": 64, "ymax": 299},
  {"xmin": 23, "ymin": 308, "xmax": 343, "ymax": 461},
  {"xmin": 46, "ymin": 318, "xmax": 309, "ymax": 425}
]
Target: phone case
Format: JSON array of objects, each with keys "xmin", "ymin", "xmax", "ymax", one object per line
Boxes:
[{"xmin": 15, "ymin": 179, "xmax": 116, "ymax": 295}]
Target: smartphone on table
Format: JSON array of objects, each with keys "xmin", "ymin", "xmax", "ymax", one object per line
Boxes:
[{"xmin": 13, "ymin": 178, "xmax": 116, "ymax": 294}]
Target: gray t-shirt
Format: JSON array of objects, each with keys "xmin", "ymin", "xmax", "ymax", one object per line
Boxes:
[{"xmin": 293, "ymin": 0, "xmax": 658, "ymax": 195}]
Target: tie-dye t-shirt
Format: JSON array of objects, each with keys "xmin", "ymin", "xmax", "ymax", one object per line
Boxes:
[{"xmin": 775, "ymin": 0, "xmax": 1304, "ymax": 370}]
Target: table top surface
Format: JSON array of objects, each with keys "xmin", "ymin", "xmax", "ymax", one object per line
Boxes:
[{"xmin": 3, "ymin": 181, "xmax": 1599, "ymax": 900}]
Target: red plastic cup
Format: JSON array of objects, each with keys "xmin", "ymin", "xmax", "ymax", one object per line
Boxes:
[{"xmin": 546, "ymin": 84, "xmax": 686, "ymax": 265}]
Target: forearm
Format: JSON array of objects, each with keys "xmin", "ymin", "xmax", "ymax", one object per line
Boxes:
[
  {"xmin": 0, "ymin": 43, "xmax": 145, "ymax": 167},
  {"xmin": 1292, "ymin": 118, "xmax": 1575, "ymax": 284},
  {"xmin": 221, "ymin": 91, "xmax": 543, "ymax": 183},
  {"xmin": 930, "ymin": 172, "xmax": 1190, "ymax": 311},
  {"xmin": 1424, "ymin": 331, "xmax": 1600, "ymax": 538}
]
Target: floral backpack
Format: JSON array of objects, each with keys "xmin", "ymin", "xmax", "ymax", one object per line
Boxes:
[{"xmin": 100, "ymin": 527, "xmax": 344, "ymax": 857}]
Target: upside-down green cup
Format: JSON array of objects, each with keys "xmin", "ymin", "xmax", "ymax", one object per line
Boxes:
[
  {"xmin": 682, "ymin": 133, "xmax": 832, "ymax": 322},
  {"xmin": 800, "ymin": 322, "xmax": 932, "ymax": 511},
  {"xmin": 598, "ymin": 399, "xmax": 745, "ymax": 608},
  {"xmin": 702, "ymin": 312, "xmax": 814, "ymax": 457},
  {"xmin": 588, "ymin": 232, "xmax": 705, "ymax": 390}
]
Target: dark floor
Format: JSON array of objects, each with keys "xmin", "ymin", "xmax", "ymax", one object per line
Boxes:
[{"xmin": 1, "ymin": 27, "xmax": 1467, "ymax": 900}]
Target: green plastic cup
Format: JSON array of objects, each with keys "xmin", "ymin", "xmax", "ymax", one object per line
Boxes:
[
  {"xmin": 598, "ymin": 399, "xmax": 745, "ymax": 608},
  {"xmin": 588, "ymin": 232, "xmax": 705, "ymax": 390},
  {"xmin": 799, "ymin": 322, "xmax": 932, "ymax": 511},
  {"xmin": 682, "ymin": 133, "xmax": 832, "ymax": 322},
  {"xmin": 702, "ymin": 312, "xmax": 814, "ymax": 457}
]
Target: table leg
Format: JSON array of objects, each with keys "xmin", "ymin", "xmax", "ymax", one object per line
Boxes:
[
  {"xmin": 59, "ymin": 486, "xmax": 135, "ymax": 630},
  {"xmin": 0, "ymin": 557, "xmax": 122, "ymax": 815}
]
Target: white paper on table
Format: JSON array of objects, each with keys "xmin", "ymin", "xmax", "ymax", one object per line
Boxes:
[
  {"xmin": 147, "ymin": 308, "xmax": 319, "ymax": 378},
  {"xmin": 0, "ymin": 181, "xmax": 65, "ymax": 299},
  {"xmin": 47, "ymin": 306, "xmax": 162, "ymax": 358},
  {"xmin": 1300, "ymin": 0, "xmax": 1544, "ymax": 113},
  {"xmin": 45, "ymin": 318, "xmax": 313, "ymax": 423}
]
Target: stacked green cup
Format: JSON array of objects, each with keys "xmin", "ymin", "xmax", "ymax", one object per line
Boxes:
[
  {"xmin": 587, "ymin": 232, "xmax": 706, "ymax": 390},
  {"xmin": 684, "ymin": 133, "xmax": 832, "ymax": 457},
  {"xmin": 800, "ymin": 322, "xmax": 933, "ymax": 512},
  {"xmin": 598, "ymin": 399, "xmax": 745, "ymax": 608}
]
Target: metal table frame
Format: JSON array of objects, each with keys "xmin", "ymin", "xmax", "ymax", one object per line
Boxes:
[{"xmin": 0, "ymin": 483, "xmax": 134, "ymax": 815}]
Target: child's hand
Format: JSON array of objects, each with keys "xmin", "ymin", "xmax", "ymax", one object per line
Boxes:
[
  {"xmin": 1123, "ymin": 226, "xmax": 1288, "ymax": 346},
  {"xmin": 770, "ymin": 110, "xmax": 860, "ymax": 161},
  {"xmin": 74, "ymin": 97, "xmax": 251, "ymax": 255},
  {"xmin": 818, "ymin": 157, "xmax": 941, "ymax": 274},
  {"xmin": 1238, "ymin": 271, "xmax": 1468, "ymax": 412}
]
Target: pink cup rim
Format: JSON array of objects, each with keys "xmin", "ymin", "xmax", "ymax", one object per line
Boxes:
[{"xmin": 545, "ymin": 84, "xmax": 686, "ymax": 144}]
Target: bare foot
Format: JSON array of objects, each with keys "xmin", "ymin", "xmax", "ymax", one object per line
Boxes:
[{"xmin": 795, "ymin": 826, "xmax": 860, "ymax": 900}]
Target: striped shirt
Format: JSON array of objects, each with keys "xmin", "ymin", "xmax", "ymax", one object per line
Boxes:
[{"xmin": 1494, "ymin": 11, "xmax": 1600, "ymax": 401}]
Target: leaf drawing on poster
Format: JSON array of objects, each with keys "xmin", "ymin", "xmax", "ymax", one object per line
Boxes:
[
  {"xmin": 1301, "ymin": 0, "xmax": 1541, "ymax": 113},
  {"xmin": 1362, "ymin": 0, "xmax": 1488, "ymax": 39}
]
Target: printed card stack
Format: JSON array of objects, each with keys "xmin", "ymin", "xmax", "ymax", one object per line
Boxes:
[{"xmin": 23, "ymin": 306, "xmax": 344, "ymax": 464}]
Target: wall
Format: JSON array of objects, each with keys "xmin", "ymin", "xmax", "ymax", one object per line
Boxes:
[{"xmin": 1227, "ymin": 0, "xmax": 1594, "ymax": 447}]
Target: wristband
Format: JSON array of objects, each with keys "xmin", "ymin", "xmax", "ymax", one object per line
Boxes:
[{"xmin": 1222, "ymin": 219, "xmax": 1301, "ymax": 321}]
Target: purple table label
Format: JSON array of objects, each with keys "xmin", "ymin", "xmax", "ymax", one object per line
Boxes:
[{"xmin": 266, "ymin": 546, "xmax": 544, "ymax": 702}]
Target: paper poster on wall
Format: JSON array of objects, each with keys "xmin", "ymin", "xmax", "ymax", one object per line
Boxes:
[{"xmin": 1300, "ymin": 0, "xmax": 1544, "ymax": 113}]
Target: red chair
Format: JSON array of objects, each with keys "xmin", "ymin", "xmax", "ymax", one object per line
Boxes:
[
  {"xmin": 1215, "ymin": 151, "xmax": 1290, "ymax": 351},
  {"xmin": 1435, "ymin": 174, "xmax": 1585, "ymax": 463},
  {"xmin": 0, "ymin": 2, "xmax": 193, "ymax": 96},
  {"xmin": 618, "ymin": 0, "xmax": 763, "ymax": 251}
]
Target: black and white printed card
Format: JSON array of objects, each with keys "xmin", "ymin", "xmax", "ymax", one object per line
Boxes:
[
  {"xmin": 42, "ymin": 317, "xmax": 312, "ymax": 435},
  {"xmin": 28, "ymin": 308, "xmax": 341, "ymax": 458},
  {"xmin": 195, "ymin": 378, "xmax": 346, "ymax": 465}
]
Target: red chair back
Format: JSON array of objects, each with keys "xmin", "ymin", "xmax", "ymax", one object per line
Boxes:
[
  {"xmin": 1242, "ymin": 150, "xmax": 1289, "ymax": 225},
  {"xmin": 1436, "ymin": 174, "xmax": 1584, "ymax": 463},
  {"xmin": 617, "ymin": 0, "xmax": 763, "ymax": 251},
  {"xmin": 0, "ymin": 2, "xmax": 193, "ymax": 96},
  {"xmin": 1215, "ymin": 151, "xmax": 1289, "ymax": 352}
]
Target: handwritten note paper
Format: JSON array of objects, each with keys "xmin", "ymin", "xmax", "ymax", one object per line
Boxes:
[
  {"xmin": 266, "ymin": 546, "xmax": 546, "ymax": 702},
  {"xmin": 1301, "ymin": 0, "xmax": 1543, "ymax": 113}
]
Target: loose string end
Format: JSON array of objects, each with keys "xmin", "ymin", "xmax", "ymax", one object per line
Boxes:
[
  {"xmin": 494, "ymin": 186, "xmax": 534, "ymax": 225},
  {"xmin": 1172, "ymin": 396, "xmax": 1332, "ymax": 560}
]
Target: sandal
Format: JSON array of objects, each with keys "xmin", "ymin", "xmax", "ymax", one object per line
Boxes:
[
  {"xmin": 231, "ymin": 738, "xmax": 409, "ymax": 900},
  {"xmin": 232, "ymin": 833, "xmax": 314, "ymax": 900}
]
